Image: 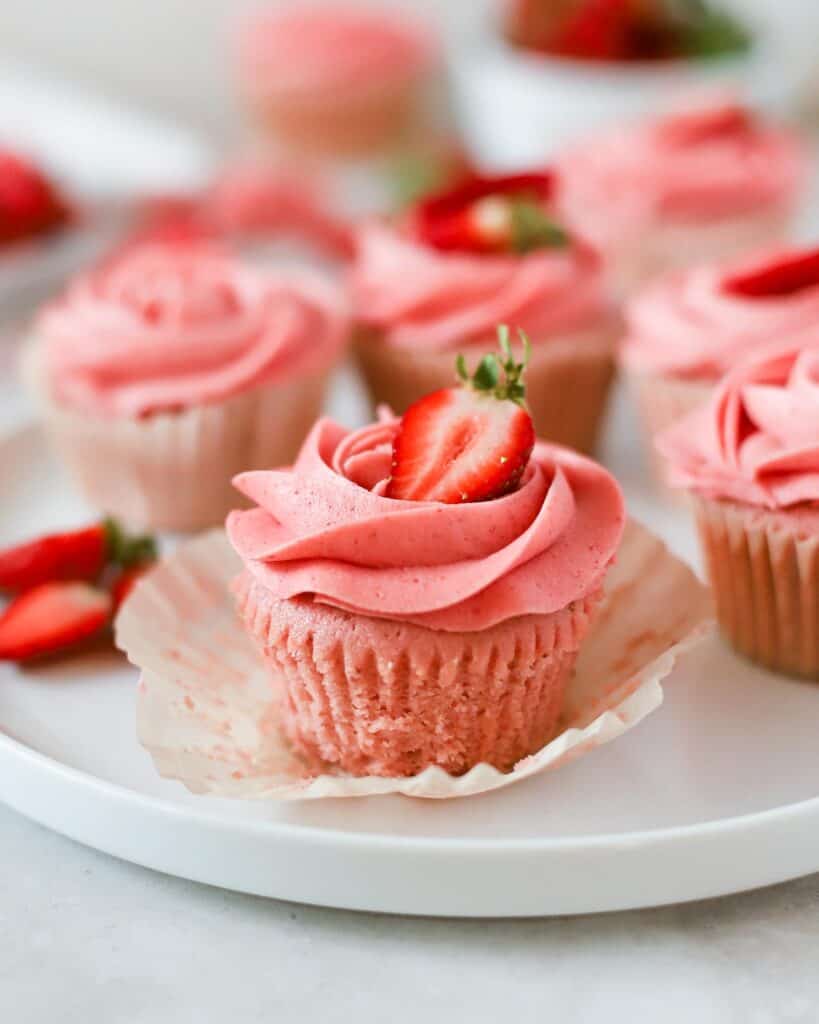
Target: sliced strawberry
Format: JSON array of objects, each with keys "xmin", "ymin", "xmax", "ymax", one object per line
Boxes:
[
  {"xmin": 0, "ymin": 582, "xmax": 112, "ymax": 661},
  {"xmin": 722, "ymin": 249, "xmax": 819, "ymax": 300},
  {"xmin": 110, "ymin": 563, "xmax": 153, "ymax": 612},
  {"xmin": 413, "ymin": 172, "xmax": 568, "ymax": 256},
  {"xmin": 386, "ymin": 327, "xmax": 535, "ymax": 503},
  {"xmin": 549, "ymin": 0, "xmax": 635, "ymax": 61},
  {"xmin": 0, "ymin": 518, "xmax": 157, "ymax": 594},
  {"xmin": 0, "ymin": 149, "xmax": 70, "ymax": 244}
]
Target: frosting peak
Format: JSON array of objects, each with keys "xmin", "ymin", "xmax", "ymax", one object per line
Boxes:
[
  {"xmin": 624, "ymin": 246, "xmax": 819, "ymax": 380},
  {"xmin": 658, "ymin": 340, "xmax": 819, "ymax": 508},
  {"xmin": 227, "ymin": 417, "xmax": 624, "ymax": 631},
  {"xmin": 40, "ymin": 244, "xmax": 348, "ymax": 417},
  {"xmin": 350, "ymin": 218, "xmax": 609, "ymax": 351}
]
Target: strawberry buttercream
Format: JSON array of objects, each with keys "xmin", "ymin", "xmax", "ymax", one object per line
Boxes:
[
  {"xmin": 227, "ymin": 415, "xmax": 625, "ymax": 632},
  {"xmin": 658, "ymin": 340, "xmax": 819, "ymax": 508},
  {"xmin": 351, "ymin": 218, "xmax": 609, "ymax": 351},
  {"xmin": 624, "ymin": 246, "xmax": 819, "ymax": 381},
  {"xmin": 38, "ymin": 244, "xmax": 348, "ymax": 417},
  {"xmin": 558, "ymin": 101, "xmax": 803, "ymax": 238}
]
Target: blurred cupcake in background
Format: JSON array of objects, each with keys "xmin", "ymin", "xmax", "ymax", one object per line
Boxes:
[
  {"xmin": 236, "ymin": 5, "xmax": 439, "ymax": 161},
  {"xmin": 623, "ymin": 245, "xmax": 819, "ymax": 480},
  {"xmin": 25, "ymin": 243, "xmax": 348, "ymax": 531},
  {"xmin": 658, "ymin": 338, "xmax": 819, "ymax": 679},
  {"xmin": 556, "ymin": 100, "xmax": 806, "ymax": 294},
  {"xmin": 124, "ymin": 159, "xmax": 353, "ymax": 267},
  {"xmin": 351, "ymin": 170, "xmax": 619, "ymax": 453}
]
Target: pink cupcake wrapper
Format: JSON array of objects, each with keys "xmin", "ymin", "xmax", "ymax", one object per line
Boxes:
[
  {"xmin": 355, "ymin": 323, "xmax": 618, "ymax": 453},
  {"xmin": 115, "ymin": 520, "xmax": 713, "ymax": 800},
  {"xmin": 24, "ymin": 337, "xmax": 333, "ymax": 532},
  {"xmin": 694, "ymin": 496, "xmax": 819, "ymax": 679}
]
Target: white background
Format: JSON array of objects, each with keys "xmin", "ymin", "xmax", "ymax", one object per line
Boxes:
[{"xmin": 0, "ymin": 0, "xmax": 815, "ymax": 142}]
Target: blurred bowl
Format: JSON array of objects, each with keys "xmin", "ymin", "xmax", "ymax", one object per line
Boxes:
[{"xmin": 451, "ymin": 36, "xmax": 799, "ymax": 169}]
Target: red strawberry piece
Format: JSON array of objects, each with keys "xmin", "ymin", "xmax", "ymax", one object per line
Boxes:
[
  {"xmin": 386, "ymin": 326, "xmax": 535, "ymax": 503},
  {"xmin": 0, "ymin": 518, "xmax": 157, "ymax": 594},
  {"xmin": 110, "ymin": 563, "xmax": 154, "ymax": 612},
  {"xmin": 0, "ymin": 149, "xmax": 70, "ymax": 245},
  {"xmin": 549, "ymin": 0, "xmax": 635, "ymax": 61},
  {"xmin": 0, "ymin": 582, "xmax": 112, "ymax": 662},
  {"xmin": 413, "ymin": 172, "xmax": 569, "ymax": 256},
  {"xmin": 723, "ymin": 249, "xmax": 819, "ymax": 299},
  {"xmin": 658, "ymin": 103, "xmax": 752, "ymax": 146},
  {"xmin": 503, "ymin": 0, "xmax": 579, "ymax": 52}
]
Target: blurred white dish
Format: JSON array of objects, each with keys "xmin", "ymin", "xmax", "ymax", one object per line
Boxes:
[{"xmin": 452, "ymin": 37, "xmax": 800, "ymax": 169}]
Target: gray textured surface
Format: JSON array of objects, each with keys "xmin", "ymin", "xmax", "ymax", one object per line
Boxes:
[{"xmin": 2, "ymin": 804, "xmax": 818, "ymax": 1023}]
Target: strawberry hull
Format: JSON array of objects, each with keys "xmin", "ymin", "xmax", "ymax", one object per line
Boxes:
[{"xmin": 355, "ymin": 324, "xmax": 617, "ymax": 454}]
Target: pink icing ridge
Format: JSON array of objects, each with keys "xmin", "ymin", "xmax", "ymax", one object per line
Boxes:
[
  {"xmin": 623, "ymin": 247, "xmax": 819, "ymax": 380},
  {"xmin": 557, "ymin": 101, "xmax": 804, "ymax": 238},
  {"xmin": 40, "ymin": 244, "xmax": 349, "ymax": 418},
  {"xmin": 350, "ymin": 219, "xmax": 611, "ymax": 351},
  {"xmin": 238, "ymin": 5, "xmax": 437, "ymax": 99},
  {"xmin": 226, "ymin": 416, "xmax": 625, "ymax": 632},
  {"xmin": 657, "ymin": 339, "xmax": 819, "ymax": 508}
]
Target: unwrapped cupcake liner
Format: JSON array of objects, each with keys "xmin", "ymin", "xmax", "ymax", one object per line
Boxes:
[
  {"xmin": 628, "ymin": 370, "xmax": 713, "ymax": 487},
  {"xmin": 24, "ymin": 337, "xmax": 332, "ymax": 532},
  {"xmin": 694, "ymin": 496, "xmax": 819, "ymax": 680},
  {"xmin": 115, "ymin": 521, "xmax": 713, "ymax": 800},
  {"xmin": 355, "ymin": 324, "xmax": 618, "ymax": 454},
  {"xmin": 236, "ymin": 572, "xmax": 601, "ymax": 777}
]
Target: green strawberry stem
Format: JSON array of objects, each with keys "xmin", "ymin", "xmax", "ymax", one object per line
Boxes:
[
  {"xmin": 103, "ymin": 518, "xmax": 158, "ymax": 569},
  {"xmin": 455, "ymin": 325, "xmax": 531, "ymax": 408}
]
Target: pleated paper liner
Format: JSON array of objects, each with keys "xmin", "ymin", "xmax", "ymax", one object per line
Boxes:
[{"xmin": 115, "ymin": 521, "xmax": 713, "ymax": 800}]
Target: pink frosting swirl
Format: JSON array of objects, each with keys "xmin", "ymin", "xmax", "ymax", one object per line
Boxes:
[
  {"xmin": 238, "ymin": 5, "xmax": 436, "ymax": 100},
  {"xmin": 658, "ymin": 340, "xmax": 819, "ymax": 508},
  {"xmin": 624, "ymin": 246, "xmax": 819, "ymax": 380},
  {"xmin": 350, "ymin": 219, "xmax": 610, "ymax": 351},
  {"xmin": 226, "ymin": 416, "xmax": 625, "ymax": 632},
  {"xmin": 557, "ymin": 102, "xmax": 804, "ymax": 239},
  {"xmin": 39, "ymin": 244, "xmax": 348, "ymax": 418}
]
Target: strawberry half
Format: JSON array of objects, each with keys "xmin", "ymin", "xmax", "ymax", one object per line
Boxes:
[
  {"xmin": 386, "ymin": 326, "xmax": 536, "ymax": 503},
  {"xmin": 412, "ymin": 173, "xmax": 569, "ymax": 256},
  {"xmin": 0, "ymin": 518, "xmax": 156, "ymax": 594},
  {"xmin": 722, "ymin": 248, "xmax": 819, "ymax": 300},
  {"xmin": 0, "ymin": 581, "xmax": 112, "ymax": 661},
  {"xmin": 0, "ymin": 149, "xmax": 70, "ymax": 245}
]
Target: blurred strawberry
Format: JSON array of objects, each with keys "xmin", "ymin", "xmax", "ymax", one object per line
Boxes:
[
  {"xmin": 412, "ymin": 172, "xmax": 568, "ymax": 256},
  {"xmin": 0, "ymin": 149, "xmax": 70, "ymax": 245},
  {"xmin": 0, "ymin": 582, "xmax": 112, "ymax": 662}
]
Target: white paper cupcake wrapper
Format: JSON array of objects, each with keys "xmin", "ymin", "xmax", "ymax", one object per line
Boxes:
[{"xmin": 115, "ymin": 521, "xmax": 712, "ymax": 800}]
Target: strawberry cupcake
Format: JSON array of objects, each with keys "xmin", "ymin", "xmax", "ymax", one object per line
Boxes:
[
  {"xmin": 624, "ymin": 245, "xmax": 819, "ymax": 476},
  {"xmin": 351, "ymin": 171, "xmax": 618, "ymax": 453},
  {"xmin": 236, "ymin": 5, "xmax": 438, "ymax": 160},
  {"xmin": 556, "ymin": 100, "xmax": 805, "ymax": 294},
  {"xmin": 25, "ymin": 244, "xmax": 348, "ymax": 532},
  {"xmin": 658, "ymin": 339, "xmax": 819, "ymax": 679},
  {"xmin": 227, "ymin": 335, "xmax": 625, "ymax": 777}
]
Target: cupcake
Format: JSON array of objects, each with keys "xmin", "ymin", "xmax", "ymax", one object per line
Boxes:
[
  {"xmin": 556, "ymin": 100, "xmax": 805, "ymax": 294},
  {"xmin": 26, "ymin": 243, "xmax": 348, "ymax": 532},
  {"xmin": 624, "ymin": 245, "xmax": 819, "ymax": 476},
  {"xmin": 227, "ymin": 335, "xmax": 625, "ymax": 777},
  {"xmin": 351, "ymin": 171, "xmax": 619, "ymax": 453},
  {"xmin": 658, "ymin": 339, "xmax": 819, "ymax": 679},
  {"xmin": 236, "ymin": 5, "xmax": 438, "ymax": 160}
]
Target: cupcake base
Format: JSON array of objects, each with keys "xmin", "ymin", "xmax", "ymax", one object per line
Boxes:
[
  {"xmin": 26, "ymin": 340, "xmax": 332, "ymax": 532},
  {"xmin": 694, "ymin": 497, "xmax": 819, "ymax": 680},
  {"xmin": 234, "ymin": 571, "xmax": 601, "ymax": 777},
  {"xmin": 355, "ymin": 326, "xmax": 617, "ymax": 454},
  {"xmin": 628, "ymin": 370, "xmax": 713, "ymax": 486}
]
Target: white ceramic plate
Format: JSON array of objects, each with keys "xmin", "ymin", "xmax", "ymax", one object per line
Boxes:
[{"xmin": 1, "ymin": 382, "xmax": 819, "ymax": 917}]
